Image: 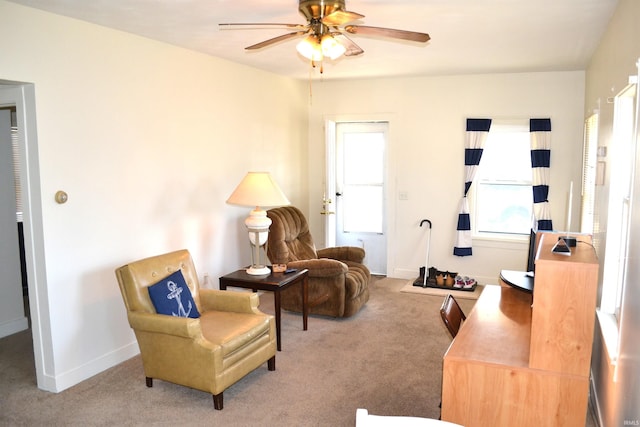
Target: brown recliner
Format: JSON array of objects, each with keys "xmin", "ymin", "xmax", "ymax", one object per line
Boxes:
[
  {"xmin": 266, "ymin": 206, "xmax": 370, "ymax": 317},
  {"xmin": 115, "ymin": 249, "xmax": 276, "ymax": 410}
]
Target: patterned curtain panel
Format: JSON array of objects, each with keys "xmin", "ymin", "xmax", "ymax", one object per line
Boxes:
[
  {"xmin": 453, "ymin": 118, "xmax": 492, "ymax": 256},
  {"xmin": 530, "ymin": 118, "xmax": 553, "ymax": 231}
]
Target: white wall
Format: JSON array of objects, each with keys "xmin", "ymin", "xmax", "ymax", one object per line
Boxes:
[
  {"xmin": 585, "ymin": 0, "xmax": 640, "ymax": 425},
  {"xmin": 307, "ymin": 71, "xmax": 585, "ymax": 283},
  {"xmin": 0, "ymin": 1, "xmax": 307, "ymax": 392}
]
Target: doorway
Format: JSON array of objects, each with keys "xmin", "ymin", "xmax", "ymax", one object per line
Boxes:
[
  {"xmin": 0, "ymin": 83, "xmax": 49, "ymax": 392},
  {"xmin": 325, "ymin": 121, "xmax": 388, "ymax": 275},
  {"xmin": 0, "ymin": 106, "xmax": 28, "ymax": 337}
]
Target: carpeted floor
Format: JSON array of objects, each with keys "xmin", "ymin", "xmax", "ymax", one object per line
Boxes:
[{"xmin": 0, "ymin": 277, "xmax": 595, "ymax": 426}]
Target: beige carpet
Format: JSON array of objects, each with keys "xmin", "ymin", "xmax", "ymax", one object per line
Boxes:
[
  {"xmin": 1, "ymin": 277, "xmax": 597, "ymax": 426},
  {"xmin": 400, "ymin": 280, "xmax": 484, "ymax": 300},
  {"xmin": 0, "ymin": 277, "xmax": 467, "ymax": 426}
]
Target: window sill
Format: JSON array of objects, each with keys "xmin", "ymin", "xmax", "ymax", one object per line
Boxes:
[
  {"xmin": 472, "ymin": 234, "xmax": 529, "ymax": 250},
  {"xmin": 596, "ymin": 309, "xmax": 619, "ymax": 366}
]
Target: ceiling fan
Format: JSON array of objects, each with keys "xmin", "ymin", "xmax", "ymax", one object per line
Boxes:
[{"xmin": 219, "ymin": 0, "xmax": 430, "ymax": 70}]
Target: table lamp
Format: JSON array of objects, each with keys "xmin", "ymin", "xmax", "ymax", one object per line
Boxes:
[{"xmin": 226, "ymin": 172, "xmax": 290, "ymax": 275}]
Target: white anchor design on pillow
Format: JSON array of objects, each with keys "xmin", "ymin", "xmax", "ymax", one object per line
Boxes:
[{"xmin": 166, "ymin": 280, "xmax": 193, "ymax": 317}]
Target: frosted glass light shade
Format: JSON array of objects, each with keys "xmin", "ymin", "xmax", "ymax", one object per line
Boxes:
[
  {"xmin": 321, "ymin": 34, "xmax": 346, "ymax": 59},
  {"xmin": 296, "ymin": 34, "xmax": 346, "ymax": 61},
  {"xmin": 296, "ymin": 35, "xmax": 324, "ymax": 61}
]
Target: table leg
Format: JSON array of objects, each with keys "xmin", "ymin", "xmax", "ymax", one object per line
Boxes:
[
  {"xmin": 274, "ymin": 291, "xmax": 282, "ymax": 351},
  {"xmin": 302, "ymin": 275, "xmax": 308, "ymax": 331}
]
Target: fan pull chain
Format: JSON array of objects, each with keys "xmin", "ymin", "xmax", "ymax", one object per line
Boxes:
[{"xmin": 308, "ymin": 60, "xmax": 314, "ymax": 105}]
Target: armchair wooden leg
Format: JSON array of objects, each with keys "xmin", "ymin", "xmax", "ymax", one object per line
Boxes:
[
  {"xmin": 213, "ymin": 393, "xmax": 223, "ymax": 410},
  {"xmin": 145, "ymin": 377, "xmax": 153, "ymax": 387},
  {"xmin": 268, "ymin": 355, "xmax": 276, "ymax": 371}
]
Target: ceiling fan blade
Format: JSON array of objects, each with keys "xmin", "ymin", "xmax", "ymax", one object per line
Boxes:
[
  {"xmin": 333, "ymin": 33, "xmax": 364, "ymax": 56},
  {"xmin": 322, "ymin": 10, "xmax": 364, "ymax": 26},
  {"xmin": 219, "ymin": 23, "xmax": 308, "ymax": 31},
  {"xmin": 245, "ymin": 31, "xmax": 307, "ymax": 50},
  {"xmin": 344, "ymin": 25, "xmax": 430, "ymax": 43}
]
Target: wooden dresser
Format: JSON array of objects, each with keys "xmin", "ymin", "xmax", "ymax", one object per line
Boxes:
[{"xmin": 441, "ymin": 232, "xmax": 598, "ymax": 427}]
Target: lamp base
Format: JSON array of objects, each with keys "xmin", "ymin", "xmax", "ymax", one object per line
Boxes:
[{"xmin": 246, "ymin": 265, "xmax": 271, "ymax": 275}]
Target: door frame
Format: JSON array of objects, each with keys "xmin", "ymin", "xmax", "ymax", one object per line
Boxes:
[
  {"xmin": 0, "ymin": 82, "xmax": 52, "ymax": 391},
  {"xmin": 324, "ymin": 114, "xmax": 397, "ymax": 277}
]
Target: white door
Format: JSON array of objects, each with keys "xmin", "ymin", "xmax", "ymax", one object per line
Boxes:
[{"xmin": 328, "ymin": 122, "xmax": 387, "ymax": 275}]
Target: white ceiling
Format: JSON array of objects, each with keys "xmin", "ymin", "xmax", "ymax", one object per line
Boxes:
[{"xmin": 8, "ymin": 0, "xmax": 619, "ymax": 81}]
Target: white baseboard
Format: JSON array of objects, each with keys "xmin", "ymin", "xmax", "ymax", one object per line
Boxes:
[
  {"xmin": 46, "ymin": 341, "xmax": 140, "ymax": 393},
  {"xmin": 0, "ymin": 316, "xmax": 29, "ymax": 339},
  {"xmin": 390, "ymin": 268, "xmax": 417, "ymax": 280}
]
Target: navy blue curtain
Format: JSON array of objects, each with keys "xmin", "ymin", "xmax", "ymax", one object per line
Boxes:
[
  {"xmin": 453, "ymin": 118, "xmax": 492, "ymax": 256},
  {"xmin": 530, "ymin": 118, "xmax": 553, "ymax": 231}
]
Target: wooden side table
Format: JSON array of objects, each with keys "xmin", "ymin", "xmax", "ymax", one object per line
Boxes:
[{"xmin": 218, "ymin": 268, "xmax": 309, "ymax": 351}]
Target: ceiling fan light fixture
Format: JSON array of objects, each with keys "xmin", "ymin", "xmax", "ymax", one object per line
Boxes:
[
  {"xmin": 224, "ymin": 0, "xmax": 431, "ymax": 72},
  {"xmin": 321, "ymin": 34, "xmax": 346, "ymax": 59},
  {"xmin": 296, "ymin": 35, "xmax": 324, "ymax": 61}
]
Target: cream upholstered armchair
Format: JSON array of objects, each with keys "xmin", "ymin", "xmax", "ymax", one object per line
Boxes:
[
  {"xmin": 266, "ymin": 206, "xmax": 370, "ymax": 318},
  {"xmin": 115, "ymin": 249, "xmax": 276, "ymax": 410}
]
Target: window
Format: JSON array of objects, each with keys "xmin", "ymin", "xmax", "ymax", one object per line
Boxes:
[
  {"xmin": 595, "ymin": 76, "xmax": 638, "ymax": 369},
  {"xmin": 11, "ymin": 109, "xmax": 22, "ymax": 223},
  {"xmin": 472, "ymin": 121, "xmax": 533, "ymax": 238},
  {"xmin": 2, "ymin": 106, "xmax": 21, "ymax": 222},
  {"xmin": 337, "ymin": 124, "xmax": 385, "ymax": 234},
  {"xmin": 580, "ymin": 113, "xmax": 599, "ymax": 234},
  {"xmin": 601, "ymin": 81, "xmax": 636, "ymax": 323}
]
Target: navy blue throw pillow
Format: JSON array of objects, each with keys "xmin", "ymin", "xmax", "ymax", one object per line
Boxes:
[{"xmin": 148, "ymin": 270, "xmax": 200, "ymax": 318}]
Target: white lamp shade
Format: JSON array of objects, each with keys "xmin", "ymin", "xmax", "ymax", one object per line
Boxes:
[{"xmin": 226, "ymin": 172, "xmax": 290, "ymax": 209}]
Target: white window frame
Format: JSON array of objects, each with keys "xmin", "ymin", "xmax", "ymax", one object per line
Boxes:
[
  {"xmin": 601, "ymin": 81, "xmax": 636, "ymax": 321},
  {"xmin": 597, "ymin": 74, "xmax": 638, "ymax": 370},
  {"xmin": 471, "ymin": 120, "xmax": 533, "ymax": 242},
  {"xmin": 580, "ymin": 112, "xmax": 599, "ymax": 234}
]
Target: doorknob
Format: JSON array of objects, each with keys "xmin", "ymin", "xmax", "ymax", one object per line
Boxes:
[{"xmin": 320, "ymin": 210, "xmax": 335, "ymax": 215}]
